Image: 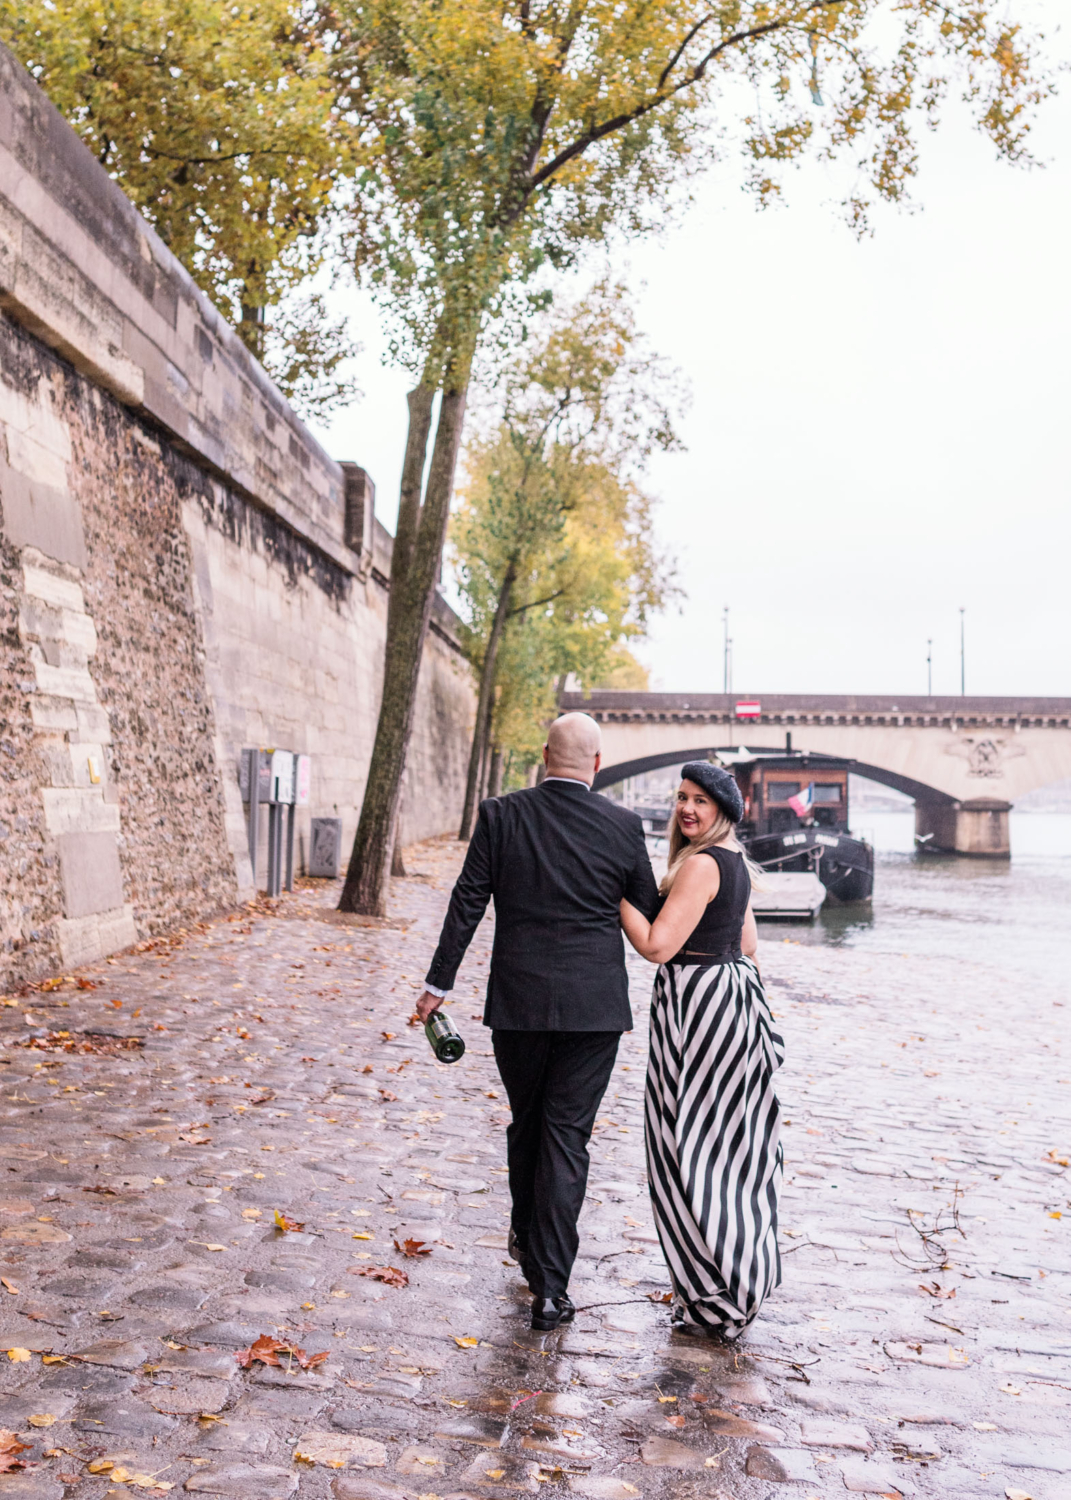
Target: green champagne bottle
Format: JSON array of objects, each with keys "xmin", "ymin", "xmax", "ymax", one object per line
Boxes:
[{"xmin": 424, "ymin": 1009, "xmax": 465, "ymax": 1064}]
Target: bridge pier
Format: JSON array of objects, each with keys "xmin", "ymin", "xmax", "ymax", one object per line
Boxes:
[{"xmin": 915, "ymin": 798, "xmax": 1011, "ymax": 858}]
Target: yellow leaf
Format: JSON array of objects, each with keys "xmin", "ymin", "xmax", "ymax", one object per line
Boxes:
[
  {"xmin": 1049, "ymin": 1211, "xmax": 1062, "ymax": 1219},
  {"xmin": 485, "ymin": 1471, "xmax": 505, "ymax": 1481},
  {"xmin": 704, "ymin": 1456, "xmax": 720, "ymax": 1468},
  {"xmin": 27, "ymin": 1414, "xmax": 55, "ymax": 1427},
  {"xmin": 6, "ymin": 1348, "xmax": 31, "ymax": 1362},
  {"xmin": 241, "ymin": 1208, "xmax": 262, "ymax": 1220},
  {"xmin": 454, "ymin": 1336, "xmax": 478, "ymax": 1348},
  {"xmin": 415, "ymin": 1455, "xmax": 441, "ymax": 1466},
  {"xmin": 353, "ymin": 1231, "xmax": 374, "ymax": 1240},
  {"xmin": 657, "ymin": 1394, "xmax": 677, "ymax": 1403},
  {"xmin": 152, "ymin": 1176, "xmax": 166, "ymax": 1186},
  {"xmin": 41, "ymin": 1355, "xmax": 67, "ymax": 1365},
  {"xmin": 110, "ymin": 1467, "xmax": 132, "ymax": 1482},
  {"xmin": 88, "ymin": 1459, "xmax": 115, "ymax": 1473}
]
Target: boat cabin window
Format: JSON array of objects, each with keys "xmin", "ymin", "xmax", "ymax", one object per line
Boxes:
[
  {"xmin": 812, "ymin": 783, "xmax": 842, "ymax": 803},
  {"xmin": 766, "ymin": 782, "xmax": 800, "ymax": 802}
]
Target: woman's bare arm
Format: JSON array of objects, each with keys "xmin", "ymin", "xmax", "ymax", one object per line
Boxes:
[
  {"xmin": 741, "ymin": 901, "xmax": 759, "ymax": 966},
  {"xmin": 620, "ymin": 854, "xmax": 720, "ymax": 964}
]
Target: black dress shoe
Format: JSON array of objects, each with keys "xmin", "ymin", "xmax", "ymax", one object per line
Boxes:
[{"xmin": 531, "ymin": 1294, "xmax": 575, "ymax": 1332}]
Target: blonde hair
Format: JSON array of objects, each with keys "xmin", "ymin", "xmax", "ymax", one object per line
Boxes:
[{"xmin": 660, "ymin": 805, "xmax": 764, "ymax": 896}]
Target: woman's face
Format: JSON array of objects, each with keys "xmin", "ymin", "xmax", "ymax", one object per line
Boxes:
[{"xmin": 676, "ymin": 779, "xmax": 719, "ymax": 841}]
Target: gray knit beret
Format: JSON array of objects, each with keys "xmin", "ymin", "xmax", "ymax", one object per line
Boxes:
[{"xmin": 680, "ymin": 761, "xmax": 745, "ymax": 823}]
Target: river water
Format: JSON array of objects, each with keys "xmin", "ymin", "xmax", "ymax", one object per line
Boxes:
[
  {"xmin": 787, "ymin": 810, "xmax": 1071, "ymax": 996},
  {"xmin": 647, "ymin": 811, "xmax": 1071, "ymax": 998}
]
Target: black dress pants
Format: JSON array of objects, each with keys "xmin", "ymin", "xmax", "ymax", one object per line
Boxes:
[{"xmin": 492, "ymin": 1029, "xmax": 621, "ymax": 1299}]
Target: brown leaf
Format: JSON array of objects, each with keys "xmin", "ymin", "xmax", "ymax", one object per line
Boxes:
[
  {"xmin": 362, "ymin": 1064, "xmax": 373, "ymax": 1074},
  {"xmin": 234, "ymin": 1335, "xmax": 328, "ymax": 1371},
  {"xmin": 381, "ymin": 1032, "xmax": 395, "ymax": 1041},
  {"xmin": 0, "ymin": 1429, "xmax": 30, "ymax": 1472},
  {"xmin": 354, "ymin": 1265, "xmax": 409, "ymax": 1289},
  {"xmin": 76, "ymin": 978, "xmax": 97, "ymax": 990},
  {"xmin": 394, "ymin": 1238, "xmax": 432, "ymax": 1259},
  {"xmin": 647, "ymin": 1291, "xmax": 673, "ymax": 1303},
  {"xmin": 274, "ymin": 1210, "xmax": 305, "ymax": 1233},
  {"xmin": 83, "ymin": 1184, "xmax": 118, "ymax": 1197},
  {"xmin": 665, "ymin": 1414, "xmax": 686, "ymax": 1428},
  {"xmin": 378, "ymin": 1088, "xmax": 398, "ymax": 1102},
  {"xmin": 249, "ymin": 1091, "xmax": 275, "ymax": 1106}
]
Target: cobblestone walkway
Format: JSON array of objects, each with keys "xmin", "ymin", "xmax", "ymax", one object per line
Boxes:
[{"xmin": 0, "ymin": 838, "xmax": 1068, "ymax": 1500}]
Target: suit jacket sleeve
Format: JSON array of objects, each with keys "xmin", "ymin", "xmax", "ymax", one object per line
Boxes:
[
  {"xmin": 624, "ymin": 820, "xmax": 660, "ymax": 921},
  {"xmin": 425, "ymin": 802, "xmax": 494, "ymax": 991}
]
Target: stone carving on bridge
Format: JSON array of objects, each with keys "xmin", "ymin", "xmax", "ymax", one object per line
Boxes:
[{"xmin": 944, "ymin": 736, "xmax": 1025, "ymax": 779}]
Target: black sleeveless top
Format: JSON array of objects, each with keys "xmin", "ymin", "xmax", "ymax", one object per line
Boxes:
[{"xmin": 666, "ymin": 845, "xmax": 750, "ymax": 964}]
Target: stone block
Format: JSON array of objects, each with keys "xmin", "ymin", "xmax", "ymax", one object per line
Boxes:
[
  {"xmin": 21, "ymin": 561, "xmax": 84, "ymax": 612},
  {"xmin": 58, "ymin": 829, "xmax": 124, "ymax": 918},
  {"xmin": 41, "ymin": 787, "xmax": 120, "ymax": 835},
  {"xmin": 33, "ymin": 658, "xmax": 97, "ymax": 702},
  {"xmin": 745, "ymin": 1446, "xmax": 818, "ymax": 1482},
  {"xmin": 183, "ymin": 1465, "xmax": 297, "ymax": 1496},
  {"xmin": 799, "ymin": 1420, "xmax": 872, "ymax": 1451},
  {"xmin": 57, "ymin": 905, "xmax": 137, "ymax": 968},
  {"xmin": 0, "ymin": 457, "xmax": 86, "ymax": 566}
]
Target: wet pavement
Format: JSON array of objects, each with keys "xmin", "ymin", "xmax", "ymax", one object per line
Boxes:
[{"xmin": 0, "ymin": 836, "xmax": 1068, "ymax": 1500}]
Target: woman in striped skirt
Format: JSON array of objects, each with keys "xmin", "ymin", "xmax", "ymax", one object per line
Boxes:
[{"xmin": 620, "ymin": 761, "xmax": 784, "ymax": 1338}]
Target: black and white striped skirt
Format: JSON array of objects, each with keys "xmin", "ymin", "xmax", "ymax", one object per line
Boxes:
[{"xmin": 645, "ymin": 957, "xmax": 784, "ymax": 1335}]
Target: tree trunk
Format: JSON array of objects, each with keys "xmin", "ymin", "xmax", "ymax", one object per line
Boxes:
[
  {"xmin": 458, "ymin": 558, "xmax": 516, "ymax": 839},
  {"xmin": 339, "ymin": 357, "xmax": 472, "ymax": 914},
  {"xmin": 488, "ymin": 744, "xmax": 504, "ymax": 798},
  {"xmin": 390, "ymin": 802, "xmax": 407, "ymax": 878}
]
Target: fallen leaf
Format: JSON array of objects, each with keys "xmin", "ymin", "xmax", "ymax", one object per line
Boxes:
[
  {"xmin": 0, "ymin": 1429, "xmax": 30, "ymax": 1473},
  {"xmin": 454, "ymin": 1336, "xmax": 478, "ymax": 1348},
  {"xmin": 378, "ymin": 1088, "xmax": 398, "ymax": 1102},
  {"xmin": 485, "ymin": 1470, "xmax": 505, "ymax": 1480},
  {"xmin": 999, "ymin": 1383, "xmax": 1021, "ymax": 1396},
  {"xmin": 665, "ymin": 1415, "xmax": 685, "ymax": 1428},
  {"xmin": 6, "ymin": 1348, "xmax": 31, "ymax": 1362},
  {"xmin": 1005, "ymin": 1490, "xmax": 1033, "ymax": 1500},
  {"xmin": 234, "ymin": 1335, "xmax": 328, "ymax": 1371},
  {"xmin": 352, "ymin": 1231, "xmax": 374, "ymax": 1240},
  {"xmin": 26, "ymin": 1415, "xmax": 55, "ymax": 1428},
  {"xmin": 0, "ymin": 1279, "xmax": 18, "ymax": 1294},
  {"xmin": 919, "ymin": 1281, "xmax": 957, "ymax": 1299},
  {"xmin": 241, "ymin": 1208, "xmax": 263, "ymax": 1220},
  {"xmin": 647, "ymin": 1291, "xmax": 673, "ymax": 1304},
  {"xmin": 274, "ymin": 1210, "xmax": 305, "ymax": 1233},
  {"xmin": 152, "ymin": 1177, "xmax": 166, "ymax": 1186},
  {"xmin": 657, "ymin": 1395, "xmax": 677, "ymax": 1404},
  {"xmin": 88, "ymin": 1459, "xmax": 114, "ymax": 1473},
  {"xmin": 355, "ymin": 1265, "xmax": 409, "ymax": 1289},
  {"xmin": 394, "ymin": 1237, "xmax": 433, "ymax": 1258},
  {"xmin": 381, "ymin": 1032, "xmax": 396, "ymax": 1041}
]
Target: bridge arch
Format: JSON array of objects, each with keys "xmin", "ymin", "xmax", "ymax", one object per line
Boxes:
[
  {"xmin": 593, "ymin": 747, "xmax": 955, "ymax": 808},
  {"xmin": 568, "ymin": 690, "xmax": 1071, "ymax": 858}
]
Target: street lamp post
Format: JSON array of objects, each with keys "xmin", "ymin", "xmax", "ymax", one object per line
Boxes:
[
  {"xmin": 927, "ymin": 639, "xmax": 932, "ymax": 696},
  {"xmin": 959, "ymin": 608, "xmax": 966, "ymax": 696},
  {"xmin": 722, "ymin": 606, "xmax": 730, "ymax": 694}
]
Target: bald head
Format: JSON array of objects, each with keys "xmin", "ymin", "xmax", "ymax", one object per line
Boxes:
[{"xmin": 544, "ymin": 712, "xmax": 602, "ymax": 784}]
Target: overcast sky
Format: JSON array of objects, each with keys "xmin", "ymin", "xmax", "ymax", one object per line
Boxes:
[{"xmin": 307, "ymin": 5, "xmax": 1071, "ymax": 701}]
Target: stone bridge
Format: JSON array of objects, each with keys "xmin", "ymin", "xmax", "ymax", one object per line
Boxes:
[{"xmin": 559, "ymin": 691, "xmax": 1071, "ymax": 856}]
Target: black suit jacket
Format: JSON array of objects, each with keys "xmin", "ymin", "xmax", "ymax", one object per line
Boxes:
[{"xmin": 425, "ymin": 780, "xmax": 659, "ymax": 1031}]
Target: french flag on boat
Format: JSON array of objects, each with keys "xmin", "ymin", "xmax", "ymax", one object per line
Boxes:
[{"xmin": 788, "ymin": 784, "xmax": 813, "ymax": 818}]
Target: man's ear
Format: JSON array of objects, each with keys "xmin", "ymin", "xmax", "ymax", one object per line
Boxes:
[
  {"xmin": 594, "ymin": 751, "xmax": 602, "ymax": 772},
  {"xmin": 542, "ymin": 744, "xmax": 550, "ymax": 766}
]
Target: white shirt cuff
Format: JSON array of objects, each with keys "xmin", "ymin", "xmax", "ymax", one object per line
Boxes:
[{"xmin": 423, "ymin": 982, "xmax": 449, "ymax": 999}]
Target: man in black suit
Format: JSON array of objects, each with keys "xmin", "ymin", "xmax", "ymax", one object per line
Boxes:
[{"xmin": 417, "ymin": 712, "xmax": 659, "ymax": 1331}]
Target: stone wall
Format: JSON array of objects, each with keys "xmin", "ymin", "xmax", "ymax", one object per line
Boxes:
[{"xmin": 0, "ymin": 43, "xmax": 475, "ymax": 987}]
